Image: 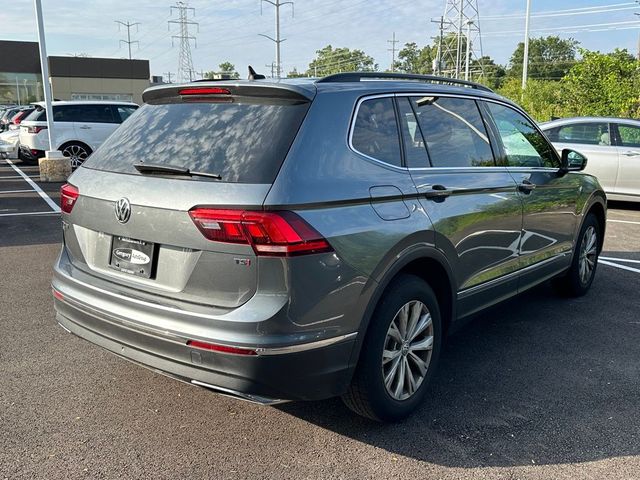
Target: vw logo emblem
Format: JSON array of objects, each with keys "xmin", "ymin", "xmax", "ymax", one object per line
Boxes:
[{"xmin": 115, "ymin": 198, "xmax": 131, "ymax": 224}]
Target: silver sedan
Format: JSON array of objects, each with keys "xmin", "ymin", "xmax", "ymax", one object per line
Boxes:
[{"xmin": 541, "ymin": 117, "xmax": 640, "ymax": 202}]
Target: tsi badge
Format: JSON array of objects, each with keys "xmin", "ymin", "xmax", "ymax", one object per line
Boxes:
[{"xmin": 115, "ymin": 198, "xmax": 131, "ymax": 224}]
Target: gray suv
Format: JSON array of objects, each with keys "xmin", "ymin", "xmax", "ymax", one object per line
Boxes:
[{"xmin": 52, "ymin": 73, "xmax": 606, "ymax": 422}]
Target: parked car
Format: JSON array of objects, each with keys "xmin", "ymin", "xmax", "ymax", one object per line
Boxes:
[
  {"xmin": 541, "ymin": 117, "xmax": 640, "ymax": 202},
  {"xmin": 0, "ymin": 106, "xmax": 29, "ymax": 132},
  {"xmin": 7, "ymin": 107, "xmax": 35, "ymax": 130},
  {"xmin": 19, "ymin": 101, "xmax": 138, "ymax": 166},
  {"xmin": 0, "ymin": 128, "xmax": 20, "ymax": 159},
  {"xmin": 52, "ymin": 73, "xmax": 606, "ymax": 422}
]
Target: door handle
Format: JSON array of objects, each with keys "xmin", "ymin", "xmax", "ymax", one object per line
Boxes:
[
  {"xmin": 622, "ymin": 151, "xmax": 640, "ymax": 157},
  {"xmin": 424, "ymin": 184, "xmax": 451, "ymax": 200},
  {"xmin": 78, "ymin": 125, "xmax": 91, "ymax": 130},
  {"xmin": 518, "ymin": 180, "xmax": 536, "ymax": 193}
]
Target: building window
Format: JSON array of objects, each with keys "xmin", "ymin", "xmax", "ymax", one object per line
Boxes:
[{"xmin": 71, "ymin": 93, "xmax": 133, "ymax": 102}]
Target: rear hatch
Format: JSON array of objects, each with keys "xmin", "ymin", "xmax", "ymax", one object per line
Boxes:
[{"xmin": 61, "ymin": 82, "xmax": 315, "ymax": 309}]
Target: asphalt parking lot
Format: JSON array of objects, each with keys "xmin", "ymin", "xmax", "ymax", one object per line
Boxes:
[{"xmin": 1, "ymin": 158, "xmax": 639, "ymax": 480}]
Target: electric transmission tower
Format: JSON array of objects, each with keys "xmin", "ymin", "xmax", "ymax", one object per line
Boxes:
[
  {"xmin": 387, "ymin": 32, "xmax": 399, "ymax": 72},
  {"xmin": 115, "ymin": 20, "xmax": 140, "ymax": 60},
  {"xmin": 168, "ymin": 1, "xmax": 198, "ymax": 83},
  {"xmin": 259, "ymin": 0, "xmax": 294, "ymax": 79},
  {"xmin": 437, "ymin": 0, "xmax": 485, "ymax": 80}
]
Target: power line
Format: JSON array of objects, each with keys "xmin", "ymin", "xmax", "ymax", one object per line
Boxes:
[
  {"xmin": 485, "ymin": 19, "xmax": 640, "ymax": 36},
  {"xmin": 168, "ymin": 1, "xmax": 198, "ymax": 83},
  {"xmin": 115, "ymin": 21, "xmax": 141, "ymax": 60},
  {"xmin": 483, "ymin": 2, "xmax": 639, "ymax": 19}
]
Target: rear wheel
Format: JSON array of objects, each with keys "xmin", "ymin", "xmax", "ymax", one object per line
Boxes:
[
  {"xmin": 60, "ymin": 142, "xmax": 92, "ymax": 168},
  {"xmin": 342, "ymin": 274, "xmax": 442, "ymax": 422},
  {"xmin": 558, "ymin": 213, "xmax": 600, "ymax": 297}
]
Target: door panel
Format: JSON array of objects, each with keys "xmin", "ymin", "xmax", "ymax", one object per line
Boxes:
[
  {"xmin": 398, "ymin": 96, "xmax": 523, "ymax": 293},
  {"xmin": 614, "ymin": 123, "xmax": 640, "ymax": 197},
  {"xmin": 483, "ymin": 102, "xmax": 579, "ymax": 279}
]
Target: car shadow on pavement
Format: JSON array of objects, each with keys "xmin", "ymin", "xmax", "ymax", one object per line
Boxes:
[{"xmin": 277, "ymin": 271, "xmax": 640, "ymax": 468}]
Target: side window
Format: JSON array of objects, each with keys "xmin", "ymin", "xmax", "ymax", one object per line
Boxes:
[
  {"xmin": 397, "ymin": 98, "xmax": 429, "ymax": 168},
  {"xmin": 52, "ymin": 105, "xmax": 82, "ymax": 122},
  {"xmin": 115, "ymin": 106, "xmax": 138, "ymax": 123},
  {"xmin": 485, "ymin": 102, "xmax": 559, "ymax": 168},
  {"xmin": 617, "ymin": 124, "xmax": 640, "ymax": 148},
  {"xmin": 410, "ymin": 96, "xmax": 494, "ymax": 168},
  {"xmin": 351, "ymin": 97, "xmax": 402, "ymax": 167},
  {"xmin": 75, "ymin": 105, "xmax": 115, "ymax": 123},
  {"xmin": 556, "ymin": 123, "xmax": 610, "ymax": 146}
]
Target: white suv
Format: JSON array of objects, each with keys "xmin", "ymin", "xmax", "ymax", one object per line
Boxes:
[{"xmin": 19, "ymin": 101, "xmax": 138, "ymax": 166}]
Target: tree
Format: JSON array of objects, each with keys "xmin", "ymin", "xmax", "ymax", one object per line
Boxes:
[
  {"xmin": 508, "ymin": 36, "xmax": 578, "ymax": 81},
  {"xmin": 473, "ymin": 56, "xmax": 506, "ymax": 89},
  {"xmin": 561, "ymin": 49, "xmax": 640, "ymax": 118},
  {"xmin": 307, "ymin": 45, "xmax": 377, "ymax": 76},
  {"xmin": 204, "ymin": 62, "xmax": 240, "ymax": 80},
  {"xmin": 392, "ymin": 42, "xmax": 435, "ymax": 74},
  {"xmin": 497, "ymin": 77, "xmax": 565, "ymax": 121}
]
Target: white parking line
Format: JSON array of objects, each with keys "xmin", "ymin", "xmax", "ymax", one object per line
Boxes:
[
  {"xmin": 600, "ymin": 256, "xmax": 640, "ymax": 265},
  {"xmin": 4, "ymin": 159, "xmax": 60, "ymax": 212},
  {"xmin": 607, "ymin": 219, "xmax": 640, "ymax": 225},
  {"xmin": 0, "ymin": 211, "xmax": 60, "ymax": 217},
  {"xmin": 600, "ymin": 259, "xmax": 640, "ymax": 274}
]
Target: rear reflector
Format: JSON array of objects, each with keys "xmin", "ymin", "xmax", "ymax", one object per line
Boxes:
[
  {"xmin": 60, "ymin": 183, "xmax": 79, "ymax": 214},
  {"xmin": 189, "ymin": 208, "xmax": 332, "ymax": 256},
  {"xmin": 179, "ymin": 87, "xmax": 231, "ymax": 96},
  {"xmin": 187, "ymin": 340, "xmax": 257, "ymax": 356},
  {"xmin": 52, "ymin": 288, "xmax": 64, "ymax": 301}
]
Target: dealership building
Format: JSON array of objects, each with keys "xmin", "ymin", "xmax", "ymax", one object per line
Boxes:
[{"xmin": 0, "ymin": 40, "xmax": 151, "ymax": 105}]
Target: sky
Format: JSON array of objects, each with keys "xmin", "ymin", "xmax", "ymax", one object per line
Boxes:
[{"xmin": 0, "ymin": 0, "xmax": 639, "ymax": 80}]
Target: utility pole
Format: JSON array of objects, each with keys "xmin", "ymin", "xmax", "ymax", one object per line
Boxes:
[
  {"xmin": 465, "ymin": 20, "xmax": 473, "ymax": 80},
  {"xmin": 115, "ymin": 20, "xmax": 140, "ymax": 60},
  {"xmin": 163, "ymin": 72, "xmax": 174, "ymax": 83},
  {"xmin": 168, "ymin": 1, "xmax": 198, "ymax": 83},
  {"xmin": 259, "ymin": 0, "xmax": 294, "ymax": 79},
  {"xmin": 431, "ymin": 16, "xmax": 445, "ymax": 75},
  {"xmin": 635, "ymin": 9, "xmax": 640, "ymax": 60},
  {"xmin": 265, "ymin": 62, "xmax": 277, "ymax": 78},
  {"xmin": 387, "ymin": 32, "xmax": 399, "ymax": 72},
  {"xmin": 522, "ymin": 0, "xmax": 532, "ymax": 89}
]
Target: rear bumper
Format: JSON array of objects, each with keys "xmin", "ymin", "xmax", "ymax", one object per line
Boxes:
[
  {"xmin": 52, "ymin": 251, "xmax": 359, "ymax": 402},
  {"xmin": 19, "ymin": 145, "xmax": 45, "ymax": 161}
]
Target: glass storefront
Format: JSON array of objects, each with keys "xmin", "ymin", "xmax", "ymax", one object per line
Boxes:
[{"xmin": 0, "ymin": 72, "xmax": 43, "ymax": 105}]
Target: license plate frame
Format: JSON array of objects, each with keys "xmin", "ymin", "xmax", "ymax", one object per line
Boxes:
[{"xmin": 109, "ymin": 236, "xmax": 157, "ymax": 279}]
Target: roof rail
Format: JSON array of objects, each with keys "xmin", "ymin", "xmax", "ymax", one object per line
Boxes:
[{"xmin": 316, "ymin": 72, "xmax": 493, "ymax": 93}]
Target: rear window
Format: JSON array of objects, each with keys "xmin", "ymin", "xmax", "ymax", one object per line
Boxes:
[{"xmin": 82, "ymin": 97, "xmax": 309, "ymax": 184}]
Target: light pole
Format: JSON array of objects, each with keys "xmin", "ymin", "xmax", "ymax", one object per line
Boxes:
[{"xmin": 522, "ymin": 0, "xmax": 532, "ymax": 89}]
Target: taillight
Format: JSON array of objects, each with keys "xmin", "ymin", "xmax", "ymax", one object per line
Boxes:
[
  {"xmin": 189, "ymin": 208, "xmax": 332, "ymax": 256},
  {"xmin": 179, "ymin": 87, "xmax": 231, "ymax": 95},
  {"xmin": 27, "ymin": 125, "xmax": 47, "ymax": 134},
  {"xmin": 60, "ymin": 183, "xmax": 79, "ymax": 214},
  {"xmin": 187, "ymin": 340, "xmax": 257, "ymax": 356}
]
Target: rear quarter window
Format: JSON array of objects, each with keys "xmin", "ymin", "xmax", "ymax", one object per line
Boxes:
[{"xmin": 82, "ymin": 96, "xmax": 309, "ymax": 184}]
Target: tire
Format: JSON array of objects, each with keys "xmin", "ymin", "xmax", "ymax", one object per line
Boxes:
[
  {"xmin": 342, "ymin": 274, "xmax": 442, "ymax": 422},
  {"xmin": 60, "ymin": 142, "xmax": 92, "ymax": 168},
  {"xmin": 558, "ymin": 213, "xmax": 601, "ymax": 297}
]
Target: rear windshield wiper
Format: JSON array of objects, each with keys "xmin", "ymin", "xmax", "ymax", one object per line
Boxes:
[{"xmin": 133, "ymin": 162, "xmax": 222, "ymax": 180}]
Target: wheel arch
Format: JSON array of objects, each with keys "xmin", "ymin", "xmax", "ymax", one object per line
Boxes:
[{"xmin": 348, "ymin": 245, "xmax": 457, "ymax": 371}]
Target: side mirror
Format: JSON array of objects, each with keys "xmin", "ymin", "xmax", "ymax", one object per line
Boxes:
[{"xmin": 560, "ymin": 148, "xmax": 587, "ymax": 172}]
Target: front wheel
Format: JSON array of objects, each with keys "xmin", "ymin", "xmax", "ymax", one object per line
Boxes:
[
  {"xmin": 559, "ymin": 213, "xmax": 601, "ymax": 297},
  {"xmin": 342, "ymin": 274, "xmax": 442, "ymax": 422}
]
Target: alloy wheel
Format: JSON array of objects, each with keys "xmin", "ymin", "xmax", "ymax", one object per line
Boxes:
[
  {"xmin": 579, "ymin": 225, "xmax": 598, "ymax": 286},
  {"xmin": 62, "ymin": 144, "xmax": 89, "ymax": 168},
  {"xmin": 382, "ymin": 300, "xmax": 434, "ymax": 401}
]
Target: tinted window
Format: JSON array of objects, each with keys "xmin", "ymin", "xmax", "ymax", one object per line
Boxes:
[
  {"xmin": 618, "ymin": 124, "xmax": 640, "ymax": 148},
  {"xmin": 352, "ymin": 97, "xmax": 402, "ymax": 167},
  {"xmin": 397, "ymin": 98, "xmax": 429, "ymax": 168},
  {"xmin": 115, "ymin": 106, "xmax": 138, "ymax": 123},
  {"xmin": 82, "ymin": 97, "xmax": 310, "ymax": 184},
  {"xmin": 37, "ymin": 105, "xmax": 82, "ymax": 122},
  {"xmin": 410, "ymin": 96, "xmax": 494, "ymax": 167},
  {"xmin": 486, "ymin": 102, "xmax": 559, "ymax": 168},
  {"xmin": 75, "ymin": 104, "xmax": 115, "ymax": 123},
  {"xmin": 549, "ymin": 123, "xmax": 611, "ymax": 146}
]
